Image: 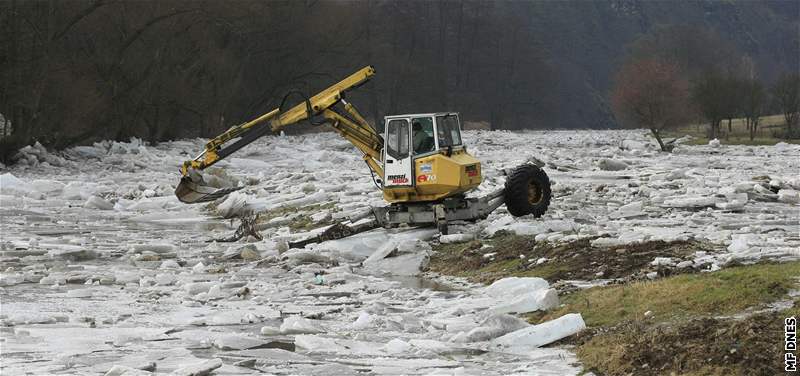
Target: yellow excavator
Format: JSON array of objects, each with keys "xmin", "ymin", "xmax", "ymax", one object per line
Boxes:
[{"xmin": 176, "ymin": 66, "xmax": 550, "ymax": 237}]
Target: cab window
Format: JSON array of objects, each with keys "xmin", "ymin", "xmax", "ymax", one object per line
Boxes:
[
  {"xmin": 436, "ymin": 114, "xmax": 462, "ymax": 147},
  {"xmin": 411, "ymin": 117, "xmax": 435, "ymax": 154},
  {"xmin": 386, "ymin": 119, "xmax": 409, "ymax": 159}
]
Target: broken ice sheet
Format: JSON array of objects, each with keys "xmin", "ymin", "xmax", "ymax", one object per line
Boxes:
[{"xmin": 1, "ymin": 131, "xmax": 797, "ymax": 375}]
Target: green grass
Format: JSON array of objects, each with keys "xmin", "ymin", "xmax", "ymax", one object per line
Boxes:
[
  {"xmin": 662, "ymin": 113, "xmax": 800, "ymax": 145},
  {"xmin": 535, "ymin": 261, "xmax": 800, "ymax": 328}
]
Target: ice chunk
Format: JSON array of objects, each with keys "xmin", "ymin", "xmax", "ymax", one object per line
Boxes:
[
  {"xmin": 383, "ymin": 338, "xmax": 412, "ymax": 354},
  {"xmin": 0, "ymin": 173, "xmax": 43, "ymax": 199},
  {"xmin": 168, "ymin": 358, "xmax": 222, "ymax": 376},
  {"xmin": 105, "ymin": 365, "xmax": 152, "ymax": 376},
  {"xmin": 620, "ymin": 139, "xmax": 651, "ymax": 151},
  {"xmin": 183, "ymin": 282, "xmax": 213, "ymax": 295},
  {"xmin": 352, "ymin": 311, "xmax": 373, "ymax": 330},
  {"xmin": 491, "ymin": 313, "xmax": 585, "ymax": 348},
  {"xmin": 462, "ymin": 314, "xmax": 529, "ymax": 342},
  {"xmin": 485, "ymin": 277, "xmax": 550, "ymax": 297},
  {"xmin": 708, "ymin": 138, "xmax": 721, "ymax": 148},
  {"xmin": 30, "ymin": 179, "xmax": 65, "ymax": 194},
  {"xmin": 362, "ymin": 240, "xmax": 399, "ymax": 264},
  {"xmin": 155, "ymin": 273, "xmax": 176, "ymax": 286},
  {"xmin": 48, "ymin": 247, "xmax": 96, "ymax": 261},
  {"xmin": 192, "ymin": 262, "xmax": 205, "ymax": 273},
  {"xmin": 280, "ymin": 316, "xmax": 325, "ymax": 334},
  {"xmin": 728, "ymin": 234, "xmax": 755, "ymax": 253},
  {"xmin": 662, "ymin": 196, "xmax": 716, "ymax": 208},
  {"xmin": 216, "ymin": 191, "xmax": 250, "ymax": 218},
  {"xmin": 491, "ymin": 288, "xmax": 559, "ymax": 315},
  {"xmin": 715, "ymin": 193, "xmax": 748, "ymax": 210},
  {"xmin": 363, "ymin": 240, "xmax": 430, "ymax": 276},
  {"xmin": 439, "ymin": 234, "xmax": 475, "ymax": 244},
  {"xmin": 484, "ymin": 277, "xmax": 558, "ymax": 314},
  {"xmin": 610, "ymin": 201, "xmax": 644, "ymax": 218},
  {"xmin": 260, "ymin": 326, "xmax": 280, "ymax": 335},
  {"xmin": 778, "ymin": 189, "xmax": 800, "ymax": 204},
  {"xmin": 651, "ymin": 257, "xmax": 675, "ymax": 266},
  {"xmin": 213, "ymin": 335, "xmax": 266, "ymax": 350},
  {"xmin": 597, "ymin": 158, "xmax": 628, "ymax": 171},
  {"xmin": 85, "ymin": 196, "xmax": 114, "ymax": 210}
]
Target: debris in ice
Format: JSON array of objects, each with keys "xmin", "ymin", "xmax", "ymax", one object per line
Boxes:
[{"xmin": 491, "ymin": 313, "xmax": 586, "ymax": 349}]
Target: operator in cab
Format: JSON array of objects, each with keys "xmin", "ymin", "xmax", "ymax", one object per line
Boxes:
[{"xmin": 412, "ymin": 120, "xmax": 434, "ymax": 154}]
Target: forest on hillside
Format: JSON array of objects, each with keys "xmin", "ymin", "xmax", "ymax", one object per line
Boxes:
[{"xmin": 1, "ymin": 0, "xmax": 798, "ymax": 158}]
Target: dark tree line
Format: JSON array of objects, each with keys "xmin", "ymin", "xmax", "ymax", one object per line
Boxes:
[
  {"xmin": 611, "ymin": 25, "xmax": 799, "ymax": 150},
  {"xmin": 0, "ymin": 0, "xmax": 562, "ymax": 162},
  {"xmin": 1, "ymin": 1, "xmax": 797, "ymax": 162}
]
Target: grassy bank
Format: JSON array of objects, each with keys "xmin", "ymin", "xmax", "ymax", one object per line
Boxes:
[{"xmin": 662, "ymin": 114, "xmax": 799, "ymax": 146}]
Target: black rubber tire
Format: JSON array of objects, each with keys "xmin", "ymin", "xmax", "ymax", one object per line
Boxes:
[{"xmin": 504, "ymin": 164, "xmax": 551, "ymax": 217}]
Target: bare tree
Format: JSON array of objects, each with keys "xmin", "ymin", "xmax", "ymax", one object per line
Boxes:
[
  {"xmin": 610, "ymin": 58, "xmax": 691, "ymax": 152},
  {"xmin": 772, "ymin": 73, "xmax": 800, "ymax": 138},
  {"xmin": 691, "ymin": 70, "xmax": 729, "ymax": 140},
  {"xmin": 740, "ymin": 78, "xmax": 765, "ymax": 141}
]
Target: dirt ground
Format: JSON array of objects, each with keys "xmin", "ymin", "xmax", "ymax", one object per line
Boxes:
[
  {"xmin": 576, "ymin": 306, "xmax": 797, "ymax": 376},
  {"xmin": 429, "ymin": 231, "xmax": 719, "ymax": 286}
]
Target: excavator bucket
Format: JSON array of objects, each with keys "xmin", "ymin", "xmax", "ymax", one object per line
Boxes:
[{"xmin": 175, "ymin": 175, "xmax": 243, "ymax": 204}]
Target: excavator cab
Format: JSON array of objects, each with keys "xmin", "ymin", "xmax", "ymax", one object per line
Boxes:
[{"xmin": 380, "ymin": 113, "xmax": 482, "ymax": 203}]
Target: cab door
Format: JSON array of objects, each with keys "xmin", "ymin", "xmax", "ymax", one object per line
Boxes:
[{"xmin": 383, "ymin": 118, "xmax": 413, "ymax": 187}]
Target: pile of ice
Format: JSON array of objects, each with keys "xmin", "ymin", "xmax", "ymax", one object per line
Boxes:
[{"xmin": 13, "ymin": 142, "xmax": 67, "ymax": 167}]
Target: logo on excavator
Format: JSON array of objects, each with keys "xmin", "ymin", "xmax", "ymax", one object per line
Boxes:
[
  {"xmin": 418, "ymin": 174, "xmax": 436, "ymax": 183},
  {"xmin": 388, "ymin": 174, "xmax": 409, "ymax": 184}
]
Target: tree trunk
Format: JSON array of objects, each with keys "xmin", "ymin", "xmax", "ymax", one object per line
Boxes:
[
  {"xmin": 650, "ymin": 128, "xmax": 670, "ymax": 152},
  {"xmin": 725, "ymin": 118, "xmax": 731, "ymax": 139}
]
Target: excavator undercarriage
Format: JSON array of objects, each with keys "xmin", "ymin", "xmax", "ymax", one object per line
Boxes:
[{"xmin": 176, "ymin": 66, "xmax": 552, "ymax": 243}]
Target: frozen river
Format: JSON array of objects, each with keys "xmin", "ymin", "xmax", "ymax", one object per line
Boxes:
[{"xmin": 1, "ymin": 129, "xmax": 798, "ymax": 375}]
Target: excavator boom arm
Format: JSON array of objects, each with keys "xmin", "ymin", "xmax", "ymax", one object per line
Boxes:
[{"xmin": 177, "ymin": 66, "xmax": 383, "ymax": 204}]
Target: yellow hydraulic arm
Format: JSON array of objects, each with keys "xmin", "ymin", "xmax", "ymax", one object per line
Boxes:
[{"xmin": 176, "ymin": 66, "xmax": 384, "ymax": 203}]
